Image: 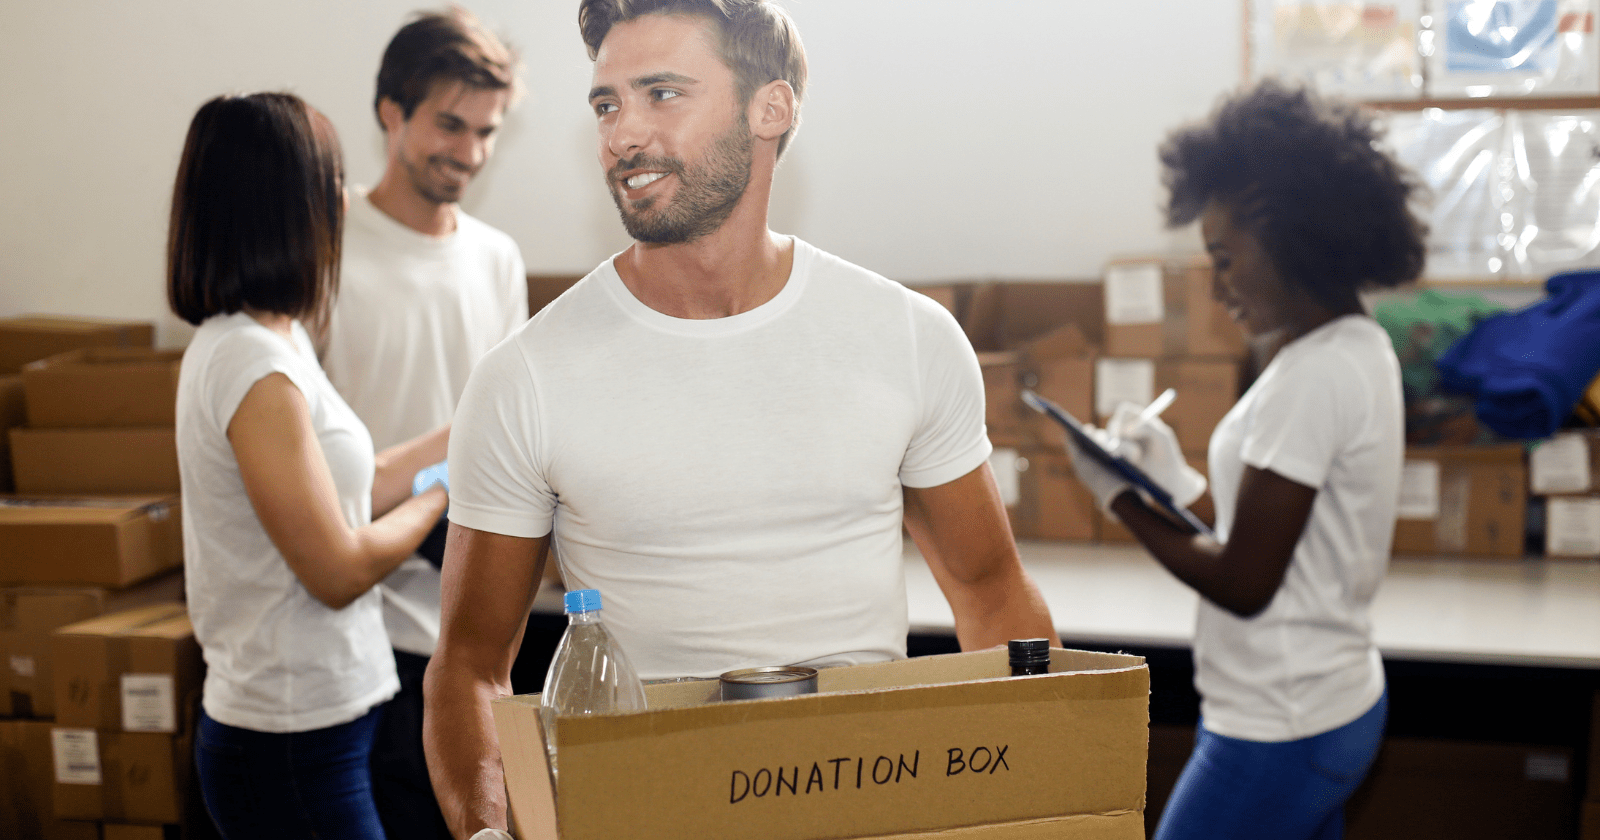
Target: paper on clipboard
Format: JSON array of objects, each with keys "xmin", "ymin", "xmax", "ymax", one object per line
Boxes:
[{"xmin": 1020, "ymin": 389, "xmax": 1214, "ymax": 538}]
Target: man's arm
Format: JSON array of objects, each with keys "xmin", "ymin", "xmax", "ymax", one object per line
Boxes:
[
  {"xmin": 903, "ymin": 463, "xmax": 1060, "ymax": 650},
  {"xmin": 424, "ymin": 523, "xmax": 549, "ymax": 838}
]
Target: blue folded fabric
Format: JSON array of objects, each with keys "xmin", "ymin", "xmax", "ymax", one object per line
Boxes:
[{"xmin": 1436, "ymin": 270, "xmax": 1600, "ymax": 439}]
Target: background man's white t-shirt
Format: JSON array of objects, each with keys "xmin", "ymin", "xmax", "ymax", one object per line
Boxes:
[
  {"xmin": 448, "ymin": 238, "xmax": 991, "ymax": 680},
  {"xmin": 1200, "ymin": 314, "xmax": 1403, "ymax": 742},
  {"xmin": 322, "ymin": 187, "xmax": 528, "ymax": 656}
]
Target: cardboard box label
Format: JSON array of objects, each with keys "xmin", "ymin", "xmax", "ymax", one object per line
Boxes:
[
  {"xmin": 1398, "ymin": 460, "xmax": 1441, "ymax": 520},
  {"xmin": 1546, "ymin": 497, "xmax": 1600, "ymax": 557},
  {"xmin": 51, "ymin": 728, "xmax": 101, "ymax": 784},
  {"xmin": 990, "ymin": 449, "xmax": 1023, "ymax": 508},
  {"xmin": 121, "ymin": 673, "xmax": 177, "ymax": 732},
  {"xmin": 1530, "ymin": 434, "xmax": 1591, "ymax": 494},
  {"xmin": 1095, "ymin": 359, "xmax": 1155, "ymax": 419},
  {"xmin": 11, "ymin": 652, "xmax": 35, "ymax": 677},
  {"xmin": 1104, "ymin": 264, "xmax": 1164, "ymax": 325}
]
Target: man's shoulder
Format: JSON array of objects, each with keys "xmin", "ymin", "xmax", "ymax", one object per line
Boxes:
[{"xmin": 793, "ymin": 238, "xmax": 957, "ymax": 325}]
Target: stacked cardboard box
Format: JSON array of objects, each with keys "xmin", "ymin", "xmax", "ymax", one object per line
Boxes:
[
  {"xmin": 48, "ymin": 603, "xmax": 201, "ymax": 826},
  {"xmin": 0, "ymin": 317, "xmax": 155, "ymax": 378},
  {"xmin": 1392, "ymin": 444, "xmax": 1527, "ymax": 557},
  {"xmin": 1092, "ymin": 257, "xmax": 1245, "ymax": 544},
  {"xmin": 1528, "ymin": 430, "xmax": 1600, "ymax": 559},
  {"xmin": 0, "ymin": 577, "xmax": 185, "ymax": 840},
  {"xmin": 11, "ymin": 348, "xmax": 181, "ymax": 496},
  {"xmin": 962, "ymin": 283, "xmax": 1103, "ymax": 541}
]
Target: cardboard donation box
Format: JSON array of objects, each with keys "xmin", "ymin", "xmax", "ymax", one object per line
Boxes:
[
  {"xmin": 494, "ymin": 648, "xmax": 1150, "ymax": 840},
  {"xmin": 10, "ymin": 427, "xmax": 180, "ymax": 495},
  {"xmin": 0, "ymin": 496, "xmax": 182, "ymax": 587},
  {"xmin": 0, "ymin": 316, "xmax": 154, "ymax": 376},
  {"xmin": 1392, "ymin": 445, "xmax": 1527, "ymax": 557},
  {"xmin": 22, "ymin": 348, "xmax": 183, "ymax": 428}
]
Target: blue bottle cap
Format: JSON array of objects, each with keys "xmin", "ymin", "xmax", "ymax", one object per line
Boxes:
[{"xmin": 564, "ymin": 589, "xmax": 602, "ymax": 613}]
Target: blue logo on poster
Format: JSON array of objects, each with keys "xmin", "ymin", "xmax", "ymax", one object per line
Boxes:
[{"xmin": 1446, "ymin": 0, "xmax": 1559, "ymax": 73}]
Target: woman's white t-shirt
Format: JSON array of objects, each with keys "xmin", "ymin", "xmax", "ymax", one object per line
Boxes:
[
  {"xmin": 1200, "ymin": 314, "xmax": 1403, "ymax": 742},
  {"xmin": 176, "ymin": 312, "xmax": 398, "ymax": 733}
]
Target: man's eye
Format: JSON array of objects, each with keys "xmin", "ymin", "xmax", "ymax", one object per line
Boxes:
[
  {"xmin": 652, "ymin": 89, "xmax": 681, "ymax": 101},
  {"xmin": 595, "ymin": 102, "xmax": 617, "ymax": 116}
]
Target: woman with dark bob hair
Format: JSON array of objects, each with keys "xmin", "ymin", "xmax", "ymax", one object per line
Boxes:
[
  {"xmin": 169, "ymin": 92, "xmax": 449, "ymax": 839},
  {"xmin": 1068, "ymin": 78, "xmax": 1426, "ymax": 840}
]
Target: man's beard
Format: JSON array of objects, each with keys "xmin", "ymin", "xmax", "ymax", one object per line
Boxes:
[
  {"xmin": 403, "ymin": 154, "xmax": 471, "ymax": 206},
  {"xmin": 607, "ymin": 119, "xmax": 754, "ymax": 244}
]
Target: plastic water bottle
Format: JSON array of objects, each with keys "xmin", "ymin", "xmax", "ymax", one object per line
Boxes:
[{"xmin": 539, "ymin": 589, "xmax": 647, "ymax": 779}]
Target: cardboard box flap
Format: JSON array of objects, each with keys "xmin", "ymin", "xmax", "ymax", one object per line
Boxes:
[
  {"xmin": 23, "ymin": 347, "xmax": 183, "ymax": 371},
  {"xmin": 2, "ymin": 587, "xmax": 107, "ymax": 631},
  {"xmin": 1022, "ymin": 324, "xmax": 1093, "ymax": 362},
  {"xmin": 497, "ymin": 648, "xmax": 1149, "ymax": 840},
  {"xmin": 0, "ymin": 496, "xmax": 176, "ymax": 525},
  {"xmin": 56, "ymin": 603, "xmax": 185, "ymax": 638}
]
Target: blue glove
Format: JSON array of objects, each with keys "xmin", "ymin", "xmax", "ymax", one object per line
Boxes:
[{"xmin": 412, "ymin": 460, "xmax": 449, "ymax": 496}]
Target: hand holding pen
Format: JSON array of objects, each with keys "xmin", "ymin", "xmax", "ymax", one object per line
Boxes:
[{"xmin": 1104, "ymin": 389, "xmax": 1206, "ymax": 509}]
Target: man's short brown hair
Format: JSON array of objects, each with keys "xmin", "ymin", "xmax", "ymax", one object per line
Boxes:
[
  {"xmin": 578, "ymin": 0, "xmax": 807, "ymax": 157},
  {"xmin": 375, "ymin": 6, "xmax": 522, "ymax": 128}
]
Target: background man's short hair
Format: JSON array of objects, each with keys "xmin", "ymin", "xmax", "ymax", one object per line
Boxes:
[
  {"xmin": 578, "ymin": 0, "xmax": 808, "ymax": 157},
  {"xmin": 1159, "ymin": 78, "xmax": 1429, "ymax": 305},
  {"xmin": 375, "ymin": 6, "xmax": 523, "ymax": 128},
  {"xmin": 167, "ymin": 92, "xmax": 345, "ymax": 327}
]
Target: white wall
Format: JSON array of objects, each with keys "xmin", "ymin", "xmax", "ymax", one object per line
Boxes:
[{"xmin": 0, "ymin": 1, "xmax": 1242, "ymax": 346}]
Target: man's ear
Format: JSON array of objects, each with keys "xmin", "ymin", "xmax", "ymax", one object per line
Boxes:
[
  {"xmin": 748, "ymin": 79, "xmax": 795, "ymax": 143},
  {"xmin": 377, "ymin": 97, "xmax": 407, "ymax": 135}
]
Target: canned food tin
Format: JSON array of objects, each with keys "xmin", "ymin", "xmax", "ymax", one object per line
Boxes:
[{"xmin": 718, "ymin": 666, "xmax": 819, "ymax": 701}]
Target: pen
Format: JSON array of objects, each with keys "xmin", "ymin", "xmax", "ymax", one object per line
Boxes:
[{"xmin": 1107, "ymin": 388, "xmax": 1176, "ymax": 452}]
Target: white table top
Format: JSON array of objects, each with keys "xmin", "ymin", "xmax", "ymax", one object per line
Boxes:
[{"xmin": 904, "ymin": 540, "xmax": 1600, "ymax": 671}]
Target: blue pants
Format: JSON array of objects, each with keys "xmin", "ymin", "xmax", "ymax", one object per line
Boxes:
[
  {"xmin": 1154, "ymin": 691, "xmax": 1388, "ymax": 840},
  {"xmin": 196, "ymin": 706, "xmax": 386, "ymax": 840}
]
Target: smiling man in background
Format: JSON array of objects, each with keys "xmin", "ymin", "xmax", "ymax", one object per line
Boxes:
[
  {"xmin": 424, "ymin": 2, "xmax": 1058, "ymax": 836},
  {"xmin": 319, "ymin": 9, "xmax": 527, "ymax": 840}
]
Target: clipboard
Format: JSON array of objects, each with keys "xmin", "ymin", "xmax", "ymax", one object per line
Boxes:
[{"xmin": 1020, "ymin": 389, "xmax": 1215, "ymax": 538}]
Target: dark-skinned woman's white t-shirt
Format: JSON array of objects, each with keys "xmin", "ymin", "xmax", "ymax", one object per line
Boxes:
[{"xmin": 1200, "ymin": 314, "xmax": 1403, "ymax": 742}]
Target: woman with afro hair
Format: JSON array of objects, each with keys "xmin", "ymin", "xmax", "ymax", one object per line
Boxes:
[{"xmin": 1067, "ymin": 78, "xmax": 1427, "ymax": 840}]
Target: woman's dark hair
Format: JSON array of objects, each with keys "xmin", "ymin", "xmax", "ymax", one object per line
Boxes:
[
  {"xmin": 167, "ymin": 92, "xmax": 344, "ymax": 327},
  {"xmin": 1159, "ymin": 78, "xmax": 1428, "ymax": 306}
]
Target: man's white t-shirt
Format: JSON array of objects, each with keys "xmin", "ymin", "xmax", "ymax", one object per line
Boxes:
[
  {"xmin": 322, "ymin": 187, "xmax": 528, "ymax": 657},
  {"xmin": 448, "ymin": 238, "xmax": 991, "ymax": 680},
  {"xmin": 1200, "ymin": 314, "xmax": 1403, "ymax": 742},
  {"xmin": 177, "ymin": 312, "xmax": 398, "ymax": 732}
]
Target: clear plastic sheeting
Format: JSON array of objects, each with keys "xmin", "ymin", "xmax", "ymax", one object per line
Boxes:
[
  {"xmin": 1386, "ymin": 108, "xmax": 1600, "ymax": 279},
  {"xmin": 1506, "ymin": 110, "xmax": 1600, "ymax": 274},
  {"xmin": 1429, "ymin": 0, "xmax": 1599, "ymax": 97},
  {"xmin": 1251, "ymin": 0, "xmax": 1425, "ymax": 98},
  {"xmin": 1386, "ymin": 109, "xmax": 1507, "ymax": 277}
]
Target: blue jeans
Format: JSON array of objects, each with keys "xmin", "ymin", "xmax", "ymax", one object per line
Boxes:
[
  {"xmin": 196, "ymin": 707, "xmax": 386, "ymax": 840},
  {"xmin": 1154, "ymin": 691, "xmax": 1388, "ymax": 840}
]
